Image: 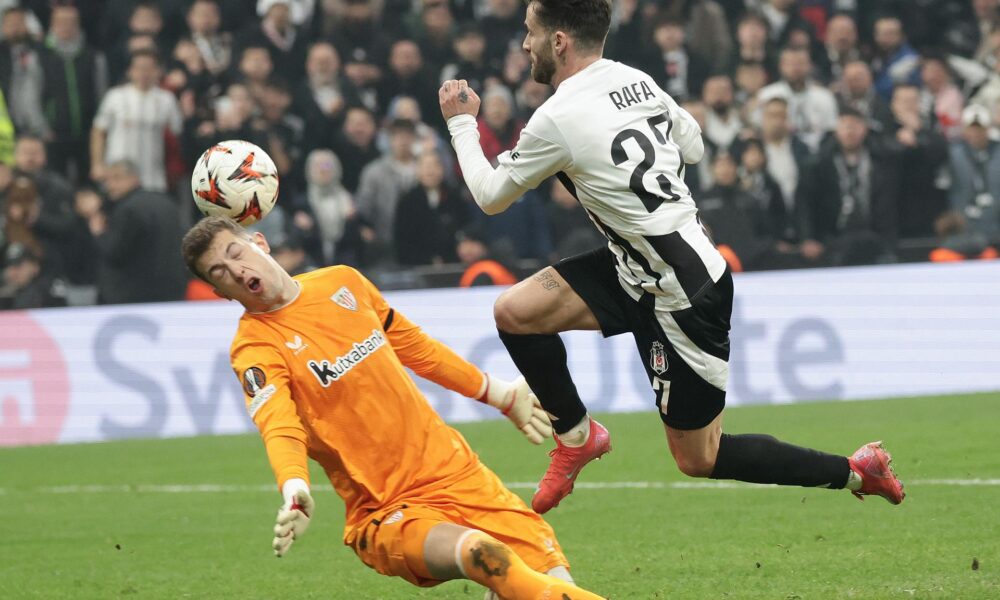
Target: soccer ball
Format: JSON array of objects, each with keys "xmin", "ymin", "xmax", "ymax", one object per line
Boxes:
[{"xmin": 191, "ymin": 140, "xmax": 279, "ymax": 225}]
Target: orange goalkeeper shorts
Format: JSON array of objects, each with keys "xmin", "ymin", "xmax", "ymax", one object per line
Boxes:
[{"xmin": 346, "ymin": 464, "xmax": 568, "ymax": 587}]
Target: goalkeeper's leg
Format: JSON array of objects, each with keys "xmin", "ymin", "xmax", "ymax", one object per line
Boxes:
[{"xmin": 415, "ymin": 523, "xmax": 605, "ymax": 600}]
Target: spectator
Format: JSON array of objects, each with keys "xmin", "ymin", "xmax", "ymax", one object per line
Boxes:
[
  {"xmin": 165, "ymin": 38, "xmax": 215, "ymax": 124},
  {"xmin": 920, "ymin": 55, "xmax": 965, "ymax": 140},
  {"xmin": 800, "ymin": 109, "xmax": 900, "ymax": 266},
  {"xmin": 948, "ymin": 104, "xmax": 1000, "ymax": 243},
  {"xmin": 377, "ymin": 39, "xmax": 440, "ymax": 128},
  {"xmin": 928, "ymin": 210, "xmax": 998, "ymax": 262},
  {"xmin": 10, "ymin": 138, "xmax": 75, "ymax": 272},
  {"xmin": 547, "ymin": 177, "xmax": 603, "ymax": 261},
  {"xmin": 393, "ymin": 150, "xmax": 468, "ymax": 266},
  {"xmin": 680, "ymin": 98, "xmax": 714, "ymax": 194},
  {"xmin": 13, "ymin": 135, "xmax": 73, "ymax": 212},
  {"xmin": 0, "ymin": 85, "xmax": 13, "ymax": 164},
  {"xmin": 408, "ymin": 0, "xmax": 455, "ymax": 74},
  {"xmin": 0, "ymin": 6, "xmax": 52, "ymax": 138},
  {"xmin": 291, "ymin": 149, "xmax": 362, "ymax": 266},
  {"xmin": 731, "ymin": 13, "xmax": 777, "ymax": 80},
  {"xmin": 380, "ymin": 95, "xmax": 455, "ymax": 179},
  {"xmin": 480, "ymin": 0, "xmax": 524, "ymax": 69},
  {"xmin": 664, "ymin": 0, "xmax": 732, "ymax": 76},
  {"xmin": 440, "ymin": 23, "xmax": 496, "ymax": 92},
  {"xmin": 257, "ymin": 78, "xmax": 304, "ymax": 190},
  {"xmin": 644, "ymin": 17, "xmax": 707, "ymax": 103},
  {"xmin": 972, "ymin": 0, "xmax": 1000, "ymax": 65},
  {"xmin": 238, "ymin": 0, "xmax": 307, "ymax": 81},
  {"xmin": 235, "ymin": 44, "xmax": 274, "ymax": 100},
  {"xmin": 330, "ymin": 0, "xmax": 389, "ymax": 113},
  {"xmin": 293, "ymin": 42, "xmax": 359, "ymax": 149},
  {"xmin": 88, "ymin": 160, "xmax": 186, "ymax": 304},
  {"xmin": 820, "ymin": 13, "xmax": 861, "ymax": 84},
  {"xmin": 702, "ymin": 75, "xmax": 743, "ymax": 152},
  {"xmin": 2, "ymin": 175, "xmax": 45, "ymax": 263},
  {"xmin": 270, "ymin": 234, "xmax": 318, "ymax": 276},
  {"xmin": 759, "ymin": 96, "xmax": 811, "ymax": 241},
  {"xmin": 456, "ymin": 226, "xmax": 517, "ymax": 287},
  {"xmin": 698, "ymin": 152, "xmax": 784, "ymax": 272},
  {"xmin": 332, "ymin": 105, "xmax": 381, "ymax": 193},
  {"xmin": 737, "ymin": 137, "xmax": 788, "ymax": 245},
  {"xmin": 760, "ymin": 0, "xmax": 816, "ymax": 49},
  {"xmin": 43, "ymin": 3, "xmax": 107, "ymax": 183},
  {"xmin": 186, "ymin": 0, "xmax": 233, "ymax": 78},
  {"xmin": 354, "ymin": 118, "xmax": 419, "ymax": 264},
  {"xmin": 107, "ymin": 2, "xmax": 163, "ymax": 85},
  {"xmin": 836, "ymin": 61, "xmax": 894, "ymax": 134},
  {"xmin": 256, "ymin": 0, "xmax": 314, "ymax": 28},
  {"xmin": 871, "ymin": 15, "xmax": 921, "ymax": 100},
  {"xmin": 734, "ymin": 60, "xmax": 768, "ymax": 121},
  {"xmin": 478, "ymin": 85, "xmax": 523, "ymax": 163},
  {"xmin": 63, "ymin": 186, "xmax": 102, "ymax": 297},
  {"xmin": 91, "ymin": 49, "xmax": 183, "ymax": 192},
  {"xmin": 970, "ymin": 28, "xmax": 1000, "ymax": 109},
  {"xmin": 884, "ymin": 83, "xmax": 949, "ymax": 238},
  {"xmin": 758, "ymin": 47, "xmax": 838, "ymax": 152},
  {"xmin": 0, "ymin": 242, "xmax": 67, "ymax": 309}
]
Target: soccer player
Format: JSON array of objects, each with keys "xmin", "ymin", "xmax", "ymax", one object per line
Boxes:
[
  {"xmin": 180, "ymin": 216, "xmax": 605, "ymax": 600},
  {"xmin": 439, "ymin": 0, "xmax": 905, "ymax": 514}
]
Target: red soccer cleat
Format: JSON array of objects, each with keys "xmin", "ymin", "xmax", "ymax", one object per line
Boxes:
[
  {"xmin": 531, "ymin": 418, "xmax": 611, "ymax": 514},
  {"xmin": 849, "ymin": 441, "xmax": 905, "ymax": 505}
]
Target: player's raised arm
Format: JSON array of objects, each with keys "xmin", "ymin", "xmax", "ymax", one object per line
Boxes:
[
  {"xmin": 440, "ymin": 79, "xmax": 569, "ymax": 215},
  {"xmin": 231, "ymin": 341, "xmax": 314, "ymax": 557}
]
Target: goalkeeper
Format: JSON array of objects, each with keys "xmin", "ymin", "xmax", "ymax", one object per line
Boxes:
[{"xmin": 181, "ymin": 216, "xmax": 605, "ymax": 600}]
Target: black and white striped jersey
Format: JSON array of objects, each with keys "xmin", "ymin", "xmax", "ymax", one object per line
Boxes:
[{"xmin": 497, "ymin": 59, "xmax": 727, "ymax": 311}]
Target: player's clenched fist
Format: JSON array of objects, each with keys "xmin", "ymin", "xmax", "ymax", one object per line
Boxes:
[{"xmin": 439, "ymin": 79, "xmax": 481, "ymax": 121}]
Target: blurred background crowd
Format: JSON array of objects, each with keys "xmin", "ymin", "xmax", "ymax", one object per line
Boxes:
[{"xmin": 1, "ymin": 0, "xmax": 999, "ymax": 310}]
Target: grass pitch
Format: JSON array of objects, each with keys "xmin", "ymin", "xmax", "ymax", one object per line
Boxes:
[{"xmin": 1, "ymin": 392, "xmax": 998, "ymax": 599}]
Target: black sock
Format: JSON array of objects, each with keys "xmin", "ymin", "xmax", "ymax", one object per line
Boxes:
[
  {"xmin": 497, "ymin": 330, "xmax": 587, "ymax": 434},
  {"xmin": 710, "ymin": 433, "xmax": 851, "ymax": 489}
]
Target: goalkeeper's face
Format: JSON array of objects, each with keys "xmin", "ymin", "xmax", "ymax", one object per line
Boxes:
[{"xmin": 196, "ymin": 229, "xmax": 292, "ymax": 311}]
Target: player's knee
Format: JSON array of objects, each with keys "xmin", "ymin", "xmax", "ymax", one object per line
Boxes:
[
  {"xmin": 494, "ymin": 291, "xmax": 533, "ymax": 334},
  {"xmin": 672, "ymin": 449, "xmax": 717, "ymax": 478}
]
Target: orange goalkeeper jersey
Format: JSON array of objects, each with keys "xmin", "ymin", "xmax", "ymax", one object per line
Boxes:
[{"xmin": 230, "ymin": 266, "xmax": 487, "ymax": 532}]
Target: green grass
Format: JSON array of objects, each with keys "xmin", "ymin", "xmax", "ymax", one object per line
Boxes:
[{"xmin": 1, "ymin": 393, "xmax": 998, "ymax": 599}]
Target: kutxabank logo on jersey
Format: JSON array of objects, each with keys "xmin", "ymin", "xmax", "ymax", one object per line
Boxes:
[{"xmin": 307, "ymin": 329, "xmax": 387, "ymax": 386}]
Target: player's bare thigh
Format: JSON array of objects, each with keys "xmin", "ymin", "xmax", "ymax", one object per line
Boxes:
[{"xmin": 494, "ymin": 267, "xmax": 600, "ymax": 334}]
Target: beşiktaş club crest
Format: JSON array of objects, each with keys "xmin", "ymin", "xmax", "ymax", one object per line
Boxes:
[
  {"xmin": 650, "ymin": 342, "xmax": 668, "ymax": 375},
  {"xmin": 243, "ymin": 366, "xmax": 267, "ymax": 397},
  {"xmin": 331, "ymin": 286, "xmax": 357, "ymax": 311}
]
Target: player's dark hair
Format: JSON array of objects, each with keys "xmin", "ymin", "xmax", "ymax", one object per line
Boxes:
[
  {"xmin": 528, "ymin": 0, "xmax": 611, "ymax": 52},
  {"xmin": 182, "ymin": 216, "xmax": 249, "ymax": 281}
]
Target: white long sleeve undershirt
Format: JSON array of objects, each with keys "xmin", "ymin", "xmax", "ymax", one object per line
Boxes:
[{"xmin": 447, "ymin": 114, "xmax": 529, "ymax": 215}]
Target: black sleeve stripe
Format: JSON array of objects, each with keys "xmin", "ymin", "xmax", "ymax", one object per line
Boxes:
[{"xmin": 383, "ymin": 308, "xmax": 395, "ymax": 331}]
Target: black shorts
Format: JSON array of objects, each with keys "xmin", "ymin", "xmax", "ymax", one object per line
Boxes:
[{"xmin": 553, "ymin": 246, "xmax": 733, "ymax": 430}]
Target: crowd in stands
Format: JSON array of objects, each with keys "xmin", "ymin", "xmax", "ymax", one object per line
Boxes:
[{"xmin": 1, "ymin": 0, "xmax": 999, "ymax": 310}]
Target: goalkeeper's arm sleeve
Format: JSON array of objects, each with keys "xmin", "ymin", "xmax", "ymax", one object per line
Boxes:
[{"xmin": 448, "ymin": 114, "xmax": 529, "ymax": 215}]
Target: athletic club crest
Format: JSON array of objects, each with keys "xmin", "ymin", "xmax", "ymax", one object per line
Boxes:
[
  {"xmin": 650, "ymin": 342, "xmax": 668, "ymax": 375},
  {"xmin": 331, "ymin": 286, "xmax": 357, "ymax": 311}
]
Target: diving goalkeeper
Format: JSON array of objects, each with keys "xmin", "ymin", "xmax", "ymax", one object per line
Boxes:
[{"xmin": 181, "ymin": 216, "xmax": 605, "ymax": 600}]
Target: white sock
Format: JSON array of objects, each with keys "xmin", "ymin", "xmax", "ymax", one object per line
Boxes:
[
  {"xmin": 556, "ymin": 415, "xmax": 591, "ymax": 448},
  {"xmin": 846, "ymin": 467, "xmax": 863, "ymax": 491}
]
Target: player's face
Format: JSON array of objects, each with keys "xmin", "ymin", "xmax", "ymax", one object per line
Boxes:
[
  {"xmin": 523, "ymin": 4, "xmax": 556, "ymax": 85},
  {"xmin": 197, "ymin": 230, "xmax": 288, "ymax": 311}
]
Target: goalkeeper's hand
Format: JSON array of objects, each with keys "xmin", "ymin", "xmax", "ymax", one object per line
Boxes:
[
  {"xmin": 480, "ymin": 374, "xmax": 552, "ymax": 445},
  {"xmin": 272, "ymin": 478, "xmax": 314, "ymax": 557}
]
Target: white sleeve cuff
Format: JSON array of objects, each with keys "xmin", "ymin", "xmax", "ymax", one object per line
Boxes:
[{"xmin": 281, "ymin": 478, "xmax": 310, "ymax": 505}]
